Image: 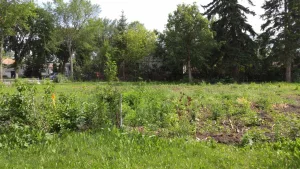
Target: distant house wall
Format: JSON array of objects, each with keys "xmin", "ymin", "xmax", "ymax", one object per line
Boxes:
[
  {"xmin": 139, "ymin": 55, "xmax": 163, "ymax": 70},
  {"xmin": 2, "ymin": 66, "xmax": 25, "ymax": 78}
]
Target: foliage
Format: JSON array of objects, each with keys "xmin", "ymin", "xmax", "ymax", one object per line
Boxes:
[
  {"xmin": 23, "ymin": 7, "xmax": 55, "ymax": 78},
  {"xmin": 202, "ymin": 0, "xmax": 257, "ymax": 81},
  {"xmin": 92, "ymin": 85, "xmax": 121, "ymax": 128},
  {"xmin": 104, "ymin": 52, "xmax": 118, "ymax": 82},
  {"xmin": 0, "ymin": 0, "xmax": 36, "ymax": 80},
  {"xmin": 49, "ymin": 0, "xmax": 100, "ymax": 78},
  {"xmin": 163, "ymin": 3, "xmax": 216, "ymax": 82},
  {"xmin": 261, "ymin": 0, "xmax": 300, "ymax": 82},
  {"xmin": 0, "ymin": 82, "xmax": 47, "ymax": 148},
  {"xmin": 112, "ymin": 14, "xmax": 156, "ymax": 80},
  {"xmin": 53, "ymin": 74, "xmax": 68, "ymax": 83}
]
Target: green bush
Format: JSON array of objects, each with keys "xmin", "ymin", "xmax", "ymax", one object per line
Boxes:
[
  {"xmin": 53, "ymin": 74, "xmax": 69, "ymax": 83},
  {"xmin": 93, "ymin": 86, "xmax": 121, "ymax": 128},
  {"xmin": 0, "ymin": 82, "xmax": 47, "ymax": 148}
]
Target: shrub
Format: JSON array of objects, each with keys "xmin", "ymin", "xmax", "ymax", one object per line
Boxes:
[
  {"xmin": 0, "ymin": 82, "xmax": 47, "ymax": 148},
  {"xmin": 92, "ymin": 86, "xmax": 121, "ymax": 128},
  {"xmin": 53, "ymin": 74, "xmax": 69, "ymax": 83}
]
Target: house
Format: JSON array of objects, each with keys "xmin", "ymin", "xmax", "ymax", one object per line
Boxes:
[{"xmin": 1, "ymin": 58, "xmax": 24, "ymax": 78}]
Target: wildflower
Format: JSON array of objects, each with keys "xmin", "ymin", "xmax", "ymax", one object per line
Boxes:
[{"xmin": 51, "ymin": 93, "xmax": 56, "ymax": 107}]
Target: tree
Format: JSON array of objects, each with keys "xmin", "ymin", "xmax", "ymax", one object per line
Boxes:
[
  {"xmin": 164, "ymin": 3, "xmax": 216, "ymax": 83},
  {"xmin": 261, "ymin": 0, "xmax": 300, "ymax": 82},
  {"xmin": 0, "ymin": 0, "xmax": 35, "ymax": 81},
  {"xmin": 124, "ymin": 22, "xmax": 156, "ymax": 75},
  {"xmin": 50, "ymin": 0, "xmax": 100, "ymax": 79},
  {"xmin": 6, "ymin": 7, "xmax": 53, "ymax": 79},
  {"xmin": 202, "ymin": 0, "xmax": 257, "ymax": 81},
  {"xmin": 113, "ymin": 13, "xmax": 156, "ymax": 80},
  {"xmin": 113, "ymin": 11, "xmax": 128, "ymax": 79},
  {"xmin": 23, "ymin": 8, "xmax": 55, "ymax": 78},
  {"xmin": 104, "ymin": 50, "xmax": 117, "ymax": 82}
]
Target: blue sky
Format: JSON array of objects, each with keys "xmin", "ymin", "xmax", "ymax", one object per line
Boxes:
[{"xmin": 36, "ymin": 0, "xmax": 264, "ymax": 33}]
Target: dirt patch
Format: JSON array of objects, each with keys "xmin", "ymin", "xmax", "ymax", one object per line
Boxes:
[
  {"xmin": 259, "ymin": 111, "xmax": 274, "ymax": 122},
  {"xmin": 171, "ymin": 87, "xmax": 181, "ymax": 92},
  {"xmin": 196, "ymin": 133, "xmax": 243, "ymax": 144},
  {"xmin": 273, "ymin": 95, "xmax": 300, "ymax": 114}
]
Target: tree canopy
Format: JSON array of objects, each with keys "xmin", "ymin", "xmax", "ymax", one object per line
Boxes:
[
  {"xmin": 0, "ymin": 0, "xmax": 299, "ymax": 83},
  {"xmin": 164, "ymin": 3, "xmax": 216, "ymax": 82}
]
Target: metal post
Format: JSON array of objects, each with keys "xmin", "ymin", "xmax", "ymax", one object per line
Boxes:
[{"xmin": 120, "ymin": 94, "xmax": 123, "ymax": 128}]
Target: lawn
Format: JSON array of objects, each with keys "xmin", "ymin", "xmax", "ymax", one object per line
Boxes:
[{"xmin": 0, "ymin": 81, "xmax": 299, "ymax": 168}]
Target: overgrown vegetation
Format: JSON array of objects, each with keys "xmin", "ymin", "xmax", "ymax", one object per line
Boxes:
[{"xmin": 0, "ymin": 82, "xmax": 299, "ymax": 167}]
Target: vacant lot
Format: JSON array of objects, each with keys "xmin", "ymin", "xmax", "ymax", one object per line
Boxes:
[{"xmin": 0, "ymin": 82, "xmax": 299, "ymax": 168}]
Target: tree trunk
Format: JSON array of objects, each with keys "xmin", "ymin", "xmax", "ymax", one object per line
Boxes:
[
  {"xmin": 122, "ymin": 60, "xmax": 126, "ymax": 80},
  {"xmin": 67, "ymin": 40, "xmax": 74, "ymax": 79},
  {"xmin": 62, "ymin": 61, "xmax": 66, "ymax": 74},
  {"xmin": 187, "ymin": 48, "xmax": 193, "ymax": 83},
  {"xmin": 70, "ymin": 51, "xmax": 73, "ymax": 79},
  {"xmin": 284, "ymin": 0, "xmax": 292, "ymax": 83},
  {"xmin": 15, "ymin": 68, "xmax": 19, "ymax": 79},
  {"xmin": 233, "ymin": 65, "xmax": 239, "ymax": 82},
  {"xmin": 15, "ymin": 53, "xmax": 20, "ymax": 79},
  {"xmin": 187, "ymin": 58, "xmax": 192, "ymax": 83},
  {"xmin": 0, "ymin": 39, "xmax": 3, "ymax": 82},
  {"xmin": 286, "ymin": 61, "xmax": 292, "ymax": 82}
]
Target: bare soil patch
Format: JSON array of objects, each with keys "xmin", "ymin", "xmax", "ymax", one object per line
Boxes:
[{"xmin": 273, "ymin": 95, "xmax": 300, "ymax": 114}]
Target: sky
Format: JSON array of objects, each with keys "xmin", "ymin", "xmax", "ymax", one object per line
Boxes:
[{"xmin": 37, "ymin": 0, "xmax": 265, "ymax": 33}]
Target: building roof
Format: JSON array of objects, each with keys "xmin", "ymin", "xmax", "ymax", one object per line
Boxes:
[{"xmin": 2, "ymin": 58, "xmax": 15, "ymax": 65}]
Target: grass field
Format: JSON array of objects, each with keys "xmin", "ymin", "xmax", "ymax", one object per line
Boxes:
[{"xmin": 0, "ymin": 81, "xmax": 300, "ymax": 168}]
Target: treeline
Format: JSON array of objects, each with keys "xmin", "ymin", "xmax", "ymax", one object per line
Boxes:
[{"xmin": 0, "ymin": 0, "xmax": 299, "ymax": 82}]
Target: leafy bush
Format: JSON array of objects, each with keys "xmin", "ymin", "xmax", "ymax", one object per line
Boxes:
[
  {"xmin": 53, "ymin": 74, "xmax": 69, "ymax": 83},
  {"xmin": 0, "ymin": 82, "xmax": 47, "ymax": 148},
  {"xmin": 93, "ymin": 86, "xmax": 121, "ymax": 128}
]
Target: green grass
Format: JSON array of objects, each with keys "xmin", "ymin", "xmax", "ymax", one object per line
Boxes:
[
  {"xmin": 0, "ymin": 81, "xmax": 300, "ymax": 168},
  {"xmin": 0, "ymin": 130, "xmax": 298, "ymax": 169}
]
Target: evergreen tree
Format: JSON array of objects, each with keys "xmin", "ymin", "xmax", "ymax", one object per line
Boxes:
[
  {"xmin": 202, "ymin": 0, "xmax": 257, "ymax": 81},
  {"xmin": 261, "ymin": 0, "xmax": 300, "ymax": 82},
  {"xmin": 117, "ymin": 10, "xmax": 127, "ymax": 33},
  {"xmin": 114, "ymin": 11, "xmax": 128, "ymax": 79}
]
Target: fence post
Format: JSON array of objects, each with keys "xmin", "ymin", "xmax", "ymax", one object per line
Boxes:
[{"xmin": 120, "ymin": 93, "xmax": 123, "ymax": 128}]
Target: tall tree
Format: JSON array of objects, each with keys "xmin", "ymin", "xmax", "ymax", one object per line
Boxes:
[
  {"xmin": 164, "ymin": 3, "xmax": 216, "ymax": 83},
  {"xmin": 261, "ymin": 0, "xmax": 300, "ymax": 82},
  {"xmin": 0, "ymin": 0, "xmax": 35, "ymax": 81},
  {"xmin": 124, "ymin": 22, "xmax": 156, "ymax": 73},
  {"xmin": 23, "ymin": 8, "xmax": 55, "ymax": 78},
  {"xmin": 113, "ymin": 11, "xmax": 128, "ymax": 79},
  {"xmin": 50, "ymin": 0, "xmax": 100, "ymax": 78},
  {"xmin": 202, "ymin": 0, "xmax": 257, "ymax": 81}
]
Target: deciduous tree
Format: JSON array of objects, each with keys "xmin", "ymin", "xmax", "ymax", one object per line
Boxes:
[
  {"xmin": 50, "ymin": 0, "xmax": 100, "ymax": 79},
  {"xmin": 165, "ymin": 3, "xmax": 216, "ymax": 83},
  {"xmin": 0, "ymin": 0, "xmax": 35, "ymax": 81}
]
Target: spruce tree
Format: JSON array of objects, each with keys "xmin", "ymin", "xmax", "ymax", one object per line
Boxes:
[
  {"xmin": 202, "ymin": 0, "xmax": 257, "ymax": 81},
  {"xmin": 261, "ymin": 0, "xmax": 300, "ymax": 82},
  {"xmin": 114, "ymin": 11, "xmax": 128, "ymax": 79}
]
